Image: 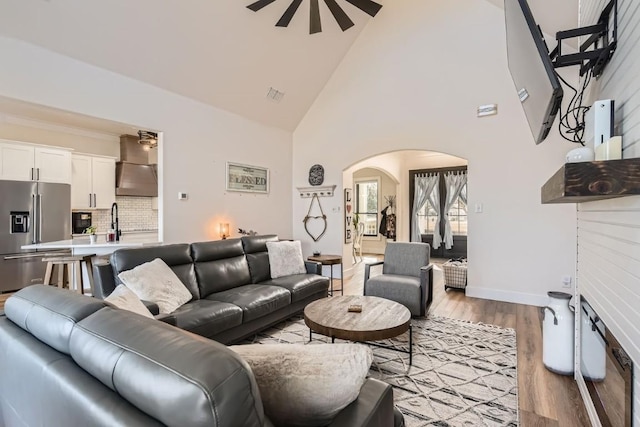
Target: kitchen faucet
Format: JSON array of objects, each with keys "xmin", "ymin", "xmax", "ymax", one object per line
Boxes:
[{"xmin": 110, "ymin": 202, "xmax": 121, "ymax": 242}]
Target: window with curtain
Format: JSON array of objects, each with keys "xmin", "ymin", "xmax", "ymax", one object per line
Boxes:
[
  {"xmin": 448, "ymin": 183, "xmax": 467, "ymax": 236},
  {"xmin": 409, "ymin": 166, "xmax": 468, "ymax": 258},
  {"xmin": 355, "ymin": 179, "xmax": 378, "ymax": 236},
  {"xmin": 416, "ymin": 200, "xmax": 438, "ymax": 234}
]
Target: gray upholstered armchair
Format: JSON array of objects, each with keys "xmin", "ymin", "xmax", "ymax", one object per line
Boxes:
[{"xmin": 363, "ymin": 242, "xmax": 433, "ymax": 317}]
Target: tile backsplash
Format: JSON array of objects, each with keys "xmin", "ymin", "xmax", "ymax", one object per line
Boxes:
[{"xmin": 92, "ymin": 196, "xmax": 158, "ymax": 232}]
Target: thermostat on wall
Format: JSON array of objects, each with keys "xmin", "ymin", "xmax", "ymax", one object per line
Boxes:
[{"xmin": 178, "ymin": 192, "xmax": 188, "ymax": 200}]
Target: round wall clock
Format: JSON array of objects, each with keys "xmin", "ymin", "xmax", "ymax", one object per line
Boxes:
[
  {"xmin": 246, "ymin": 0, "xmax": 382, "ymax": 34},
  {"xmin": 308, "ymin": 164, "xmax": 325, "ymax": 186}
]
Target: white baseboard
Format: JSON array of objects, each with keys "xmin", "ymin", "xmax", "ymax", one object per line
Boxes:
[
  {"xmin": 465, "ymin": 286, "xmax": 549, "ymax": 306},
  {"xmin": 342, "ymin": 265, "xmax": 355, "ymax": 279}
]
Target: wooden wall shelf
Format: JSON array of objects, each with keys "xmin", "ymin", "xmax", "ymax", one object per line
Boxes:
[{"xmin": 541, "ymin": 158, "xmax": 640, "ymax": 204}]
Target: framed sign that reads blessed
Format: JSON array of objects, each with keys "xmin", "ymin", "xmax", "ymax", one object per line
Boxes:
[{"xmin": 226, "ymin": 162, "xmax": 269, "ymax": 193}]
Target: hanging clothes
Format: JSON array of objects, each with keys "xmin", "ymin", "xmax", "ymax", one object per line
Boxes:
[
  {"xmin": 379, "ymin": 206, "xmax": 388, "ymax": 236},
  {"xmin": 386, "ymin": 213, "xmax": 396, "ymax": 240}
]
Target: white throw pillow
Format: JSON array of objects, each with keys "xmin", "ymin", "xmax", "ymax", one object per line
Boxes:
[
  {"xmin": 117, "ymin": 258, "xmax": 192, "ymax": 314},
  {"xmin": 104, "ymin": 284, "xmax": 154, "ymax": 318},
  {"xmin": 229, "ymin": 343, "xmax": 372, "ymax": 427},
  {"xmin": 266, "ymin": 241, "xmax": 306, "ymax": 279}
]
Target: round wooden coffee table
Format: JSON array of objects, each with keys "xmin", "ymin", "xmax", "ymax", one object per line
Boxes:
[{"xmin": 304, "ymin": 295, "xmax": 413, "ymax": 364}]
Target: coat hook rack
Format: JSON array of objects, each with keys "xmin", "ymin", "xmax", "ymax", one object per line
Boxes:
[{"xmin": 296, "ymin": 185, "xmax": 336, "ymax": 198}]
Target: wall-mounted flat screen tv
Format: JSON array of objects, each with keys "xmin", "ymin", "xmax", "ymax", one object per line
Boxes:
[{"xmin": 505, "ymin": 0, "xmax": 563, "ymax": 144}]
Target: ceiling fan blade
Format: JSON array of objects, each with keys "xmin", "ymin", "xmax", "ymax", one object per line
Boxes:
[
  {"xmin": 324, "ymin": 0, "xmax": 354, "ymax": 31},
  {"xmin": 276, "ymin": 0, "xmax": 303, "ymax": 27},
  {"xmin": 310, "ymin": 0, "xmax": 322, "ymax": 34},
  {"xmin": 247, "ymin": 0, "xmax": 277, "ymax": 12},
  {"xmin": 344, "ymin": 0, "xmax": 382, "ymax": 17}
]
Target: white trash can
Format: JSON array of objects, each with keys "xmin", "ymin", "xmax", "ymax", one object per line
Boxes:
[{"xmin": 542, "ymin": 291, "xmax": 575, "ymax": 375}]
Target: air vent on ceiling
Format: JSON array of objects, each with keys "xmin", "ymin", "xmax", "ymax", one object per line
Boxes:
[
  {"xmin": 477, "ymin": 104, "xmax": 498, "ymax": 117},
  {"xmin": 267, "ymin": 87, "xmax": 285, "ymax": 103}
]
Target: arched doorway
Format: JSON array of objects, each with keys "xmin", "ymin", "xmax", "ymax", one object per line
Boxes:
[{"xmin": 343, "ymin": 150, "xmax": 467, "ymax": 266}]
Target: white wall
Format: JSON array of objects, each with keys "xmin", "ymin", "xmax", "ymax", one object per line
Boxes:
[
  {"xmin": 576, "ymin": 0, "xmax": 640, "ymax": 425},
  {"xmin": 293, "ymin": 0, "xmax": 577, "ymax": 305},
  {"xmin": 0, "ymin": 36, "xmax": 293, "ymax": 243}
]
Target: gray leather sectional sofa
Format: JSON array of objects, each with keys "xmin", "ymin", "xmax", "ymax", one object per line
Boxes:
[
  {"xmin": 93, "ymin": 235, "xmax": 329, "ymax": 344},
  {"xmin": 0, "ymin": 285, "xmax": 401, "ymax": 427}
]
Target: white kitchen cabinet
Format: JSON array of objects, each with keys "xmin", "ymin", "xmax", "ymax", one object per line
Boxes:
[
  {"xmin": 0, "ymin": 140, "xmax": 72, "ymax": 183},
  {"xmin": 0, "ymin": 142, "xmax": 34, "ymax": 181},
  {"xmin": 71, "ymin": 154, "xmax": 116, "ymax": 209},
  {"xmin": 35, "ymin": 146, "xmax": 72, "ymax": 183}
]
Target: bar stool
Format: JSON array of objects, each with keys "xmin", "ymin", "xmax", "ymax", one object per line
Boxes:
[{"xmin": 42, "ymin": 254, "xmax": 96, "ymax": 295}]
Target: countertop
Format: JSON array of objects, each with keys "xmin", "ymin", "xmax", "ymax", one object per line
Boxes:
[
  {"xmin": 70, "ymin": 229, "xmax": 158, "ymax": 238},
  {"xmin": 22, "ymin": 234, "xmax": 161, "ymax": 251}
]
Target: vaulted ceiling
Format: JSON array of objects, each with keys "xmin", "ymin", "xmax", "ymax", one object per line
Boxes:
[{"xmin": 0, "ymin": 0, "xmax": 576, "ymax": 131}]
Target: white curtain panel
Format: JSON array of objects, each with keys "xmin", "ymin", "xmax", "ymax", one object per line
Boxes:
[
  {"xmin": 429, "ymin": 182, "xmax": 442, "ymax": 249},
  {"xmin": 459, "ymin": 182, "xmax": 467, "ymax": 207},
  {"xmin": 411, "ymin": 173, "xmax": 439, "ymax": 243},
  {"xmin": 443, "ymin": 171, "xmax": 468, "ymax": 250}
]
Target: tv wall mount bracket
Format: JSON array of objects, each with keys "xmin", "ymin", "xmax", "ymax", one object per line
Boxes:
[{"xmin": 550, "ymin": 0, "xmax": 617, "ymax": 77}]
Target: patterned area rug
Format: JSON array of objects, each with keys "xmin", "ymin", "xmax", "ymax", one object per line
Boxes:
[{"xmin": 244, "ymin": 315, "xmax": 518, "ymax": 427}]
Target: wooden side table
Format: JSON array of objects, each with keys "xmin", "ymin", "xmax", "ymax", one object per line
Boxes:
[{"xmin": 307, "ymin": 254, "xmax": 343, "ymax": 296}]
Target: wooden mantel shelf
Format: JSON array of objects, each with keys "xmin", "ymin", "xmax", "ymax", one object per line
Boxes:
[{"xmin": 541, "ymin": 158, "xmax": 640, "ymax": 204}]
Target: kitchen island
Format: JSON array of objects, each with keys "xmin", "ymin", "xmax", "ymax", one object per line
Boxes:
[
  {"xmin": 21, "ymin": 234, "xmax": 162, "ymax": 295},
  {"xmin": 21, "ymin": 234, "xmax": 162, "ymax": 256}
]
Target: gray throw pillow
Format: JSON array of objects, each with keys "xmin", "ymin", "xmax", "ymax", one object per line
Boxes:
[
  {"xmin": 229, "ymin": 343, "xmax": 372, "ymax": 427},
  {"xmin": 118, "ymin": 258, "xmax": 192, "ymax": 314},
  {"xmin": 266, "ymin": 241, "xmax": 306, "ymax": 278},
  {"xmin": 104, "ymin": 284, "xmax": 154, "ymax": 318}
]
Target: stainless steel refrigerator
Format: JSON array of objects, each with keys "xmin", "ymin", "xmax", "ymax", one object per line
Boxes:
[{"xmin": 0, "ymin": 180, "xmax": 71, "ymax": 293}]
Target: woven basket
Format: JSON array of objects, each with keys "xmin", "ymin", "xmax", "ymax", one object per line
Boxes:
[{"xmin": 443, "ymin": 259, "xmax": 467, "ymax": 289}]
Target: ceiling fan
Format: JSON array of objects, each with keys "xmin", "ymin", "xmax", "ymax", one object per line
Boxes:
[{"xmin": 247, "ymin": 0, "xmax": 382, "ymax": 34}]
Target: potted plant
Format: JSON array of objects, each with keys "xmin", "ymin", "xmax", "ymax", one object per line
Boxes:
[{"xmin": 83, "ymin": 226, "xmax": 98, "ymax": 243}]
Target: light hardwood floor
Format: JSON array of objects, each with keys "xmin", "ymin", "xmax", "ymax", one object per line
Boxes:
[
  {"xmin": 0, "ymin": 293, "xmax": 10, "ymax": 310},
  {"xmin": 0, "ymin": 257, "xmax": 589, "ymax": 426},
  {"xmin": 345, "ymin": 255, "xmax": 590, "ymax": 427}
]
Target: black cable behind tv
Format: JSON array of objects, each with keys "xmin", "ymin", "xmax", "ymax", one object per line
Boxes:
[{"xmin": 505, "ymin": 0, "xmax": 617, "ymax": 144}]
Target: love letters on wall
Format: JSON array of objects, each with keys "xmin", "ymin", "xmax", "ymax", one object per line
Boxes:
[{"xmin": 344, "ymin": 188, "xmax": 353, "ymax": 244}]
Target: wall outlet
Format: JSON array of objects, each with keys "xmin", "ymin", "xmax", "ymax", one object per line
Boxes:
[
  {"xmin": 562, "ymin": 275, "xmax": 572, "ymax": 288},
  {"xmin": 474, "ymin": 203, "xmax": 483, "ymax": 213},
  {"xmin": 178, "ymin": 192, "xmax": 188, "ymax": 200}
]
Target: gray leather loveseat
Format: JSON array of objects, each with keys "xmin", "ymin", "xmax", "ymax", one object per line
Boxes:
[
  {"xmin": 0, "ymin": 285, "xmax": 401, "ymax": 427},
  {"xmin": 93, "ymin": 235, "xmax": 329, "ymax": 344}
]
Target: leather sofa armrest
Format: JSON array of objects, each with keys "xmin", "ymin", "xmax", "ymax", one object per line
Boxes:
[
  {"xmin": 155, "ymin": 313, "xmax": 176, "ymax": 325},
  {"xmin": 142, "ymin": 300, "xmax": 160, "ymax": 315},
  {"xmin": 92, "ymin": 263, "xmax": 117, "ymax": 299},
  {"xmin": 305, "ymin": 261, "xmax": 322, "ymax": 275},
  {"xmin": 328, "ymin": 378, "xmax": 396, "ymax": 427}
]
